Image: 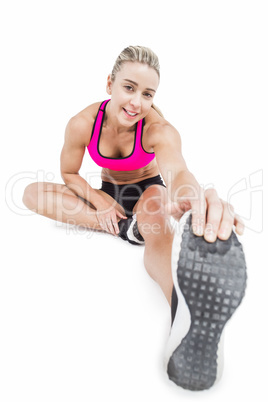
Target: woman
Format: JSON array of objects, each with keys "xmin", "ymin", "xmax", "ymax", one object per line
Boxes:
[{"xmin": 23, "ymin": 46, "xmax": 247, "ymax": 391}]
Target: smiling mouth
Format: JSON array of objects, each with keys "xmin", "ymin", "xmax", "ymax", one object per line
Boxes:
[{"xmin": 123, "ymin": 108, "xmax": 138, "ymax": 117}]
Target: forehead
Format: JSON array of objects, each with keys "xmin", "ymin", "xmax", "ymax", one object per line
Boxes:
[{"xmin": 116, "ymin": 61, "xmax": 159, "ymax": 90}]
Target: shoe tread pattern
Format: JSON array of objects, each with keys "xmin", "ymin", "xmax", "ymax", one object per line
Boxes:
[{"xmin": 168, "ymin": 216, "xmax": 247, "ymax": 391}]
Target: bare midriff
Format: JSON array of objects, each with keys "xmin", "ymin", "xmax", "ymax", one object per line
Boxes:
[{"xmin": 101, "ymin": 158, "xmax": 160, "ymax": 184}]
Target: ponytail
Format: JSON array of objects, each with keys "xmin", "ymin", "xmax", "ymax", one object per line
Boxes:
[{"xmin": 151, "ymin": 103, "xmax": 164, "ymax": 118}]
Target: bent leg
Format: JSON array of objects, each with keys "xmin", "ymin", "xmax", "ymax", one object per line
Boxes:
[
  {"xmin": 22, "ymin": 182, "xmax": 125, "ymax": 231},
  {"xmin": 133, "ymin": 185, "xmax": 175, "ymax": 305}
]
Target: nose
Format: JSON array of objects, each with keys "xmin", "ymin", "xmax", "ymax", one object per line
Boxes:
[{"xmin": 129, "ymin": 93, "xmax": 141, "ymax": 110}]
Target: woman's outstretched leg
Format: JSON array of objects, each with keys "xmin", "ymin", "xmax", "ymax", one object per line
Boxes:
[
  {"xmin": 133, "ymin": 185, "xmax": 174, "ymax": 305},
  {"xmin": 134, "ymin": 184, "xmax": 247, "ymax": 391}
]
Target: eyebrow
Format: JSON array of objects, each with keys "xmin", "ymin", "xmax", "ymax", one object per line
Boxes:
[{"xmin": 123, "ymin": 79, "xmax": 156, "ymax": 93}]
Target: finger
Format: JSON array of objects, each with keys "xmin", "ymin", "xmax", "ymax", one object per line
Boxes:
[
  {"xmin": 234, "ymin": 213, "xmax": 245, "ymax": 236},
  {"xmin": 112, "ymin": 219, "xmax": 120, "ymax": 235},
  {"xmin": 98, "ymin": 212, "xmax": 109, "ymax": 233},
  {"xmin": 217, "ymin": 202, "xmax": 235, "ymax": 240},
  {"xmin": 97, "ymin": 213, "xmax": 108, "ymax": 233},
  {"xmin": 204, "ymin": 189, "xmax": 223, "ymax": 242},
  {"xmin": 100, "ymin": 218, "xmax": 108, "ymax": 232},
  {"xmin": 112, "ymin": 212, "xmax": 121, "ymax": 235},
  {"xmin": 99, "ymin": 220, "xmax": 107, "ymax": 232},
  {"xmin": 106, "ymin": 217, "xmax": 116, "ymax": 235},
  {"xmin": 116, "ymin": 209, "xmax": 127, "ymax": 219},
  {"xmin": 165, "ymin": 202, "xmax": 185, "ymax": 220},
  {"xmin": 190, "ymin": 191, "xmax": 207, "ymax": 237}
]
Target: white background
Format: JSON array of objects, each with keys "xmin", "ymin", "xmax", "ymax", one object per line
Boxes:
[{"xmin": 1, "ymin": 1, "xmax": 267, "ymax": 401}]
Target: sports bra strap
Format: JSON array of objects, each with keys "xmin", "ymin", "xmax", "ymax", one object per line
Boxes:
[{"xmin": 99, "ymin": 99, "xmax": 110, "ymax": 112}]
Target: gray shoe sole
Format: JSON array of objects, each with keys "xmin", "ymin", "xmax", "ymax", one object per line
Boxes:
[{"xmin": 167, "ymin": 214, "xmax": 247, "ymax": 391}]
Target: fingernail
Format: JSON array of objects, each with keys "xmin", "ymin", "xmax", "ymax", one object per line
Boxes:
[
  {"xmin": 237, "ymin": 224, "xmax": 244, "ymax": 235},
  {"xmin": 206, "ymin": 232, "xmax": 216, "ymax": 242},
  {"xmin": 219, "ymin": 230, "xmax": 228, "ymax": 239},
  {"xmin": 194, "ymin": 225, "xmax": 203, "ymax": 236}
]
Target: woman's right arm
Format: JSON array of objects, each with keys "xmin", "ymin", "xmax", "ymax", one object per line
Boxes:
[
  {"xmin": 60, "ymin": 115, "xmax": 127, "ymax": 234},
  {"xmin": 60, "ymin": 115, "xmax": 104, "ymax": 208}
]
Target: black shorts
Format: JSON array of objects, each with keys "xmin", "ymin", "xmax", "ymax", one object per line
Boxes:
[{"xmin": 100, "ymin": 175, "xmax": 166, "ymax": 217}]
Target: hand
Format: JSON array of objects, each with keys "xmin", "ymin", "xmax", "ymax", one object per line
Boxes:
[
  {"xmin": 168, "ymin": 188, "xmax": 244, "ymax": 243},
  {"xmin": 96, "ymin": 200, "xmax": 127, "ymax": 236}
]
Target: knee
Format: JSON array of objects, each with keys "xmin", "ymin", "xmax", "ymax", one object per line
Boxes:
[
  {"xmin": 137, "ymin": 187, "xmax": 167, "ymax": 220},
  {"xmin": 144, "ymin": 198, "xmax": 165, "ymax": 217},
  {"xmin": 136, "ymin": 188, "xmax": 171, "ymax": 238},
  {"xmin": 22, "ymin": 182, "xmax": 39, "ymax": 210}
]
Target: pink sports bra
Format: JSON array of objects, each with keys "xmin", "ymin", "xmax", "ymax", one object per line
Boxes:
[{"xmin": 87, "ymin": 100, "xmax": 155, "ymax": 171}]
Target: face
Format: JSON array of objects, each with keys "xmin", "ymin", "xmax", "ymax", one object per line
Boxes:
[{"xmin": 106, "ymin": 61, "xmax": 159, "ymax": 126}]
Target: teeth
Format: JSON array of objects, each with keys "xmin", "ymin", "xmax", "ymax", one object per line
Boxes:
[{"xmin": 124, "ymin": 109, "xmax": 137, "ymax": 116}]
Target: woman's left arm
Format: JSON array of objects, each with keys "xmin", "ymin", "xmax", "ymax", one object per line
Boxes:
[{"xmin": 151, "ymin": 123, "xmax": 244, "ymax": 242}]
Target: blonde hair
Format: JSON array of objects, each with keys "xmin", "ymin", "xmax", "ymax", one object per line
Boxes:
[{"xmin": 111, "ymin": 46, "xmax": 164, "ymax": 118}]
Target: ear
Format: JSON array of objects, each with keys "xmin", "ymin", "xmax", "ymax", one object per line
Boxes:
[{"xmin": 106, "ymin": 74, "xmax": 113, "ymax": 95}]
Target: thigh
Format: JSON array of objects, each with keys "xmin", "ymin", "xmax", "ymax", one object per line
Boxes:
[
  {"xmin": 25, "ymin": 182, "xmax": 127, "ymax": 217},
  {"xmin": 44, "ymin": 183, "xmax": 126, "ymax": 215}
]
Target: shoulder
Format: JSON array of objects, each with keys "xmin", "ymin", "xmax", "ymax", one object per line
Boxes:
[
  {"xmin": 143, "ymin": 108, "xmax": 181, "ymax": 150},
  {"xmin": 64, "ymin": 101, "xmax": 103, "ymax": 147}
]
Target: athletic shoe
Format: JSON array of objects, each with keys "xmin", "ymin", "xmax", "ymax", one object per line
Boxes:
[
  {"xmin": 165, "ymin": 211, "xmax": 247, "ymax": 391},
  {"xmin": 118, "ymin": 214, "xmax": 144, "ymax": 245}
]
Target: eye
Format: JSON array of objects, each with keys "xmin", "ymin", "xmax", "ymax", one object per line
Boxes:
[
  {"xmin": 144, "ymin": 92, "xmax": 153, "ymax": 98},
  {"xmin": 124, "ymin": 85, "xmax": 133, "ymax": 91}
]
